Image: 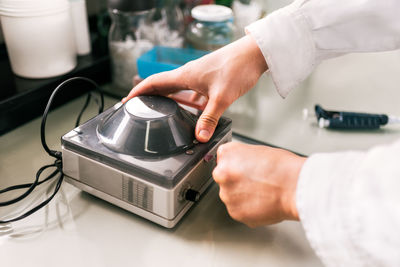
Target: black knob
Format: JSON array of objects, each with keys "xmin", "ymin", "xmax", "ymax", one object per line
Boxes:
[{"xmin": 185, "ymin": 189, "xmax": 200, "ymax": 202}]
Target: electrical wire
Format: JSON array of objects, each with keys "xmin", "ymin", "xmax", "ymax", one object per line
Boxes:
[
  {"xmin": 0, "ymin": 164, "xmax": 58, "ymax": 207},
  {"xmin": 0, "ymin": 169, "xmax": 59, "ymax": 195},
  {"xmin": 41, "ymin": 77, "xmax": 104, "ymax": 160},
  {"xmin": 75, "ymin": 93, "xmax": 92, "ymax": 127},
  {"xmin": 0, "ymin": 77, "xmax": 104, "ymax": 224}
]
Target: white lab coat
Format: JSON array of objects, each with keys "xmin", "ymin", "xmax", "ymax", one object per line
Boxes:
[{"xmin": 246, "ymin": 1, "xmax": 400, "ymax": 266}]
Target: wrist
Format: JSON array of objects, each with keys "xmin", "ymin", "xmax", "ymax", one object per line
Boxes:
[
  {"xmin": 243, "ymin": 34, "xmax": 269, "ymax": 75},
  {"xmin": 281, "ymin": 155, "xmax": 307, "ymax": 221},
  {"xmin": 226, "ymin": 35, "xmax": 268, "ymax": 76}
]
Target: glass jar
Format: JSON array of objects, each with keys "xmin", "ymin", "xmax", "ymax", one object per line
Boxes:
[
  {"xmin": 185, "ymin": 5, "xmax": 235, "ymax": 51},
  {"xmin": 232, "ymin": 0, "xmax": 263, "ymax": 38},
  {"xmin": 108, "ymin": 8, "xmax": 156, "ymax": 92},
  {"xmin": 152, "ymin": 0, "xmax": 184, "ymax": 47}
]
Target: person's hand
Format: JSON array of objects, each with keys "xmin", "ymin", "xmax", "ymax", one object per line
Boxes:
[
  {"xmin": 122, "ymin": 35, "xmax": 268, "ymax": 143},
  {"xmin": 213, "ymin": 142, "xmax": 307, "ymax": 227}
]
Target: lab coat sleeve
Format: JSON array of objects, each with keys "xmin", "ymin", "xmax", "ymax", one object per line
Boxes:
[
  {"xmin": 245, "ymin": 0, "xmax": 400, "ymax": 98},
  {"xmin": 297, "ymin": 140, "xmax": 400, "ymax": 267}
]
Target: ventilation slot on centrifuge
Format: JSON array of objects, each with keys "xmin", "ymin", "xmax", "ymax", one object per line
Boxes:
[{"xmin": 122, "ymin": 177, "xmax": 154, "ymax": 212}]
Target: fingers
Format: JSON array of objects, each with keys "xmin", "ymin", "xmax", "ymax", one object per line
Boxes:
[
  {"xmin": 195, "ymin": 96, "xmax": 229, "ymax": 142},
  {"xmin": 168, "ymin": 90, "xmax": 206, "ymax": 111},
  {"xmin": 214, "ymin": 163, "xmax": 253, "ymax": 226},
  {"xmin": 189, "ymin": 92, "xmax": 202, "ymax": 102},
  {"xmin": 212, "ymin": 163, "xmax": 230, "ymax": 185},
  {"xmin": 122, "ymin": 69, "xmax": 187, "ymax": 103},
  {"xmin": 213, "ymin": 143, "xmax": 235, "ymax": 184},
  {"xmin": 213, "ymin": 143, "xmax": 255, "ymax": 226}
]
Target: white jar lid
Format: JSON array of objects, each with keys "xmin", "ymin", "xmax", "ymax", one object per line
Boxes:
[{"xmin": 191, "ymin": 4, "xmax": 233, "ymax": 22}]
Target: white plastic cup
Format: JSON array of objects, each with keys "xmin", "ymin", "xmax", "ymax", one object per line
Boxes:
[{"xmin": 0, "ymin": 0, "xmax": 77, "ymax": 79}]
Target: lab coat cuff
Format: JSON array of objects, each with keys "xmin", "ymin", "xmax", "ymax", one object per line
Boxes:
[
  {"xmin": 296, "ymin": 151, "xmax": 364, "ymax": 266},
  {"xmin": 245, "ymin": 4, "xmax": 316, "ymax": 98}
]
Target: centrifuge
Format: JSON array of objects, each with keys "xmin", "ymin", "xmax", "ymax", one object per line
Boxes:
[{"xmin": 61, "ymin": 95, "xmax": 231, "ymax": 228}]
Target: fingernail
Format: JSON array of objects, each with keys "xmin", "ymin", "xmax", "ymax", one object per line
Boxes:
[
  {"xmin": 199, "ymin": 129, "xmax": 210, "ymax": 140},
  {"xmin": 122, "ymin": 97, "xmax": 126, "ymax": 103}
]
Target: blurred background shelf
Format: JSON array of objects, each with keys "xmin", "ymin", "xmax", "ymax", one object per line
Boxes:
[{"xmin": 0, "ymin": 13, "xmax": 112, "ymax": 136}]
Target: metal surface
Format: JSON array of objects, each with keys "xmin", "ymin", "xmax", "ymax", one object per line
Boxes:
[
  {"xmin": 63, "ymin": 131, "xmax": 231, "ymax": 228},
  {"xmin": 62, "ymin": 96, "xmax": 232, "ymax": 227},
  {"xmin": 62, "ymin": 127, "xmax": 230, "ymax": 228},
  {"xmin": 62, "ymin": 98, "xmax": 232, "ymax": 188}
]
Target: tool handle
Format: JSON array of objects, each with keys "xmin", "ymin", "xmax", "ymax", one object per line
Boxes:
[{"xmin": 315, "ymin": 105, "xmax": 389, "ymax": 129}]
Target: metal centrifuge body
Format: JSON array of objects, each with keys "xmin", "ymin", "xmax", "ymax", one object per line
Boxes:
[{"xmin": 61, "ymin": 96, "xmax": 232, "ymax": 228}]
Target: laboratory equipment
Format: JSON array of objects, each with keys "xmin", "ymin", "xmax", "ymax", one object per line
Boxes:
[
  {"xmin": 303, "ymin": 104, "xmax": 400, "ymax": 130},
  {"xmin": 0, "ymin": 77, "xmax": 102, "ymax": 224},
  {"xmin": 61, "ymin": 95, "xmax": 232, "ymax": 228},
  {"xmin": 0, "ymin": 77, "xmax": 230, "ymax": 227},
  {"xmin": 186, "ymin": 4, "xmax": 235, "ymax": 51}
]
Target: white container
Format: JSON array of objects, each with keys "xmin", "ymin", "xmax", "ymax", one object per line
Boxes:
[
  {"xmin": 69, "ymin": 0, "xmax": 91, "ymax": 55},
  {"xmin": 0, "ymin": 0, "xmax": 77, "ymax": 79}
]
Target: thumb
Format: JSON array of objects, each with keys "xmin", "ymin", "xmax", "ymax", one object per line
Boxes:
[{"xmin": 195, "ymin": 98, "xmax": 227, "ymax": 143}]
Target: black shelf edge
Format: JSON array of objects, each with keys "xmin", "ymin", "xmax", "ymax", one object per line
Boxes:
[{"xmin": 0, "ymin": 55, "xmax": 111, "ymax": 136}]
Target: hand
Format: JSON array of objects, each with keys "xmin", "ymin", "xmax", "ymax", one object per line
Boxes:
[
  {"xmin": 213, "ymin": 142, "xmax": 307, "ymax": 227},
  {"xmin": 122, "ymin": 35, "xmax": 268, "ymax": 143}
]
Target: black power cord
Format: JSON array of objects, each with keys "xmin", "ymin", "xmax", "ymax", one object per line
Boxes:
[{"xmin": 0, "ymin": 77, "xmax": 104, "ymax": 224}]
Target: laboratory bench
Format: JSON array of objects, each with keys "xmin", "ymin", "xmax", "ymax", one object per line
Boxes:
[{"xmin": 1, "ymin": 49, "xmax": 400, "ymax": 267}]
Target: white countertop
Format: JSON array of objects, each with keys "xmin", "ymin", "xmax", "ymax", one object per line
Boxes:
[
  {"xmin": 1, "ymin": 50, "xmax": 399, "ymax": 267},
  {"xmin": 226, "ymin": 50, "xmax": 400, "ymax": 154}
]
